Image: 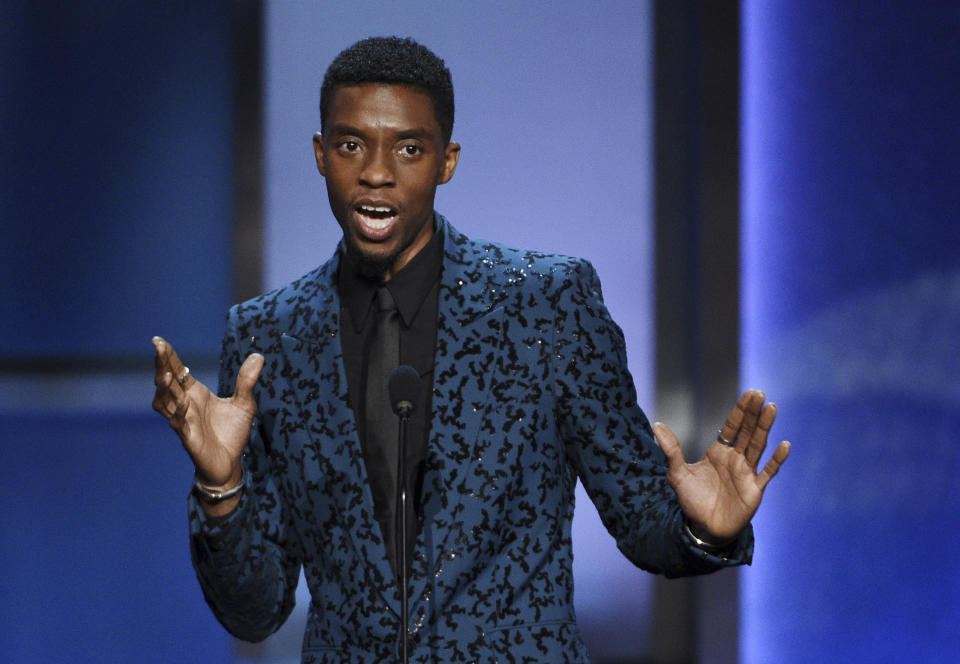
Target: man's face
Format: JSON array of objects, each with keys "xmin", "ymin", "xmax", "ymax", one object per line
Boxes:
[{"xmin": 314, "ymin": 84, "xmax": 460, "ymax": 280}]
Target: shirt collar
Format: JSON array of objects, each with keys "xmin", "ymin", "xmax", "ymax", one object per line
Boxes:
[{"xmin": 338, "ymin": 217, "xmax": 444, "ymax": 332}]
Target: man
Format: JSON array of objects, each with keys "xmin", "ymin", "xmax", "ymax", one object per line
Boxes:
[{"xmin": 152, "ymin": 37, "xmax": 789, "ymax": 663}]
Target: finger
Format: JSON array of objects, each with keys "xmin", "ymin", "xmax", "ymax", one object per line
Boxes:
[
  {"xmin": 718, "ymin": 390, "xmax": 753, "ymax": 446},
  {"xmin": 153, "ymin": 337, "xmax": 171, "ymax": 386},
  {"xmin": 653, "ymin": 422, "xmax": 686, "ymax": 469},
  {"xmin": 153, "ymin": 370, "xmax": 185, "ymax": 418},
  {"xmin": 744, "ymin": 402, "xmax": 777, "ymax": 467},
  {"xmin": 757, "ymin": 440, "xmax": 791, "ymax": 491},
  {"xmin": 152, "ymin": 336, "xmax": 191, "ymax": 389},
  {"xmin": 735, "ymin": 389, "xmax": 765, "ymax": 451},
  {"xmin": 169, "ymin": 394, "xmax": 192, "ymax": 441},
  {"xmin": 152, "ymin": 371, "xmax": 175, "ymax": 417},
  {"xmin": 154, "ymin": 337, "xmax": 184, "ymax": 385},
  {"xmin": 232, "ymin": 353, "xmax": 264, "ymax": 411}
]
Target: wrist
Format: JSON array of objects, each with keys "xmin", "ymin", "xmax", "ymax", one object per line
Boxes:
[
  {"xmin": 194, "ymin": 462, "xmax": 242, "ymax": 490},
  {"xmin": 193, "ymin": 467, "xmax": 245, "ymax": 505},
  {"xmin": 683, "ymin": 517, "xmax": 738, "ymax": 551}
]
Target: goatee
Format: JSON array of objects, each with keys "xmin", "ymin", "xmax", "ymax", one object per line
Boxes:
[{"xmin": 346, "ymin": 240, "xmax": 399, "ymax": 281}]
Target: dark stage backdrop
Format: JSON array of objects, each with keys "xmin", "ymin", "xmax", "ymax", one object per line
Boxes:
[
  {"xmin": 1, "ymin": 1, "xmax": 235, "ymax": 662},
  {"xmin": 0, "ymin": 1, "xmax": 233, "ymax": 360}
]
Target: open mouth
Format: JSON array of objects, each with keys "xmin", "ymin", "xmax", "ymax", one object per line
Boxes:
[
  {"xmin": 357, "ymin": 204, "xmax": 396, "ymax": 223},
  {"xmin": 357, "ymin": 204, "xmax": 396, "ymax": 218},
  {"xmin": 354, "ymin": 204, "xmax": 398, "ymax": 239}
]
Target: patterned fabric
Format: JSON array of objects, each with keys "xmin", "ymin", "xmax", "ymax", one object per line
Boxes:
[{"xmin": 188, "ymin": 216, "xmax": 753, "ymax": 663}]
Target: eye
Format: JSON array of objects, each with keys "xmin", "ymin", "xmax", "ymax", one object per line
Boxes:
[
  {"xmin": 399, "ymin": 144, "xmax": 422, "ymax": 157},
  {"xmin": 338, "ymin": 141, "xmax": 360, "ymax": 153}
]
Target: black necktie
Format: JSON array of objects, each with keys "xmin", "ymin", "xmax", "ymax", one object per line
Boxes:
[{"xmin": 364, "ymin": 286, "xmax": 401, "ymax": 575}]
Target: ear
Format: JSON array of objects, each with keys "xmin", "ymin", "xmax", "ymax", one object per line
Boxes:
[
  {"xmin": 438, "ymin": 141, "xmax": 461, "ymax": 184},
  {"xmin": 313, "ymin": 132, "xmax": 326, "ymax": 176}
]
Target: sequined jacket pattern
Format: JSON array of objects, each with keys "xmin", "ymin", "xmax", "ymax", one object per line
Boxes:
[{"xmin": 188, "ymin": 216, "xmax": 753, "ymax": 663}]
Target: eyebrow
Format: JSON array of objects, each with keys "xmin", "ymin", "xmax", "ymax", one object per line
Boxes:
[
  {"xmin": 327, "ymin": 123, "xmax": 432, "ymax": 141},
  {"xmin": 395, "ymin": 128, "xmax": 430, "ymax": 140}
]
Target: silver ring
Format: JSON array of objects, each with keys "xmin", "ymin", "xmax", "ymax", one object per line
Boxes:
[
  {"xmin": 716, "ymin": 429, "xmax": 735, "ymax": 446},
  {"xmin": 177, "ymin": 366, "xmax": 191, "ymax": 387}
]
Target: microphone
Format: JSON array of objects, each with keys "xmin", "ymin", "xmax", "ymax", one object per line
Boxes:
[
  {"xmin": 388, "ymin": 365, "xmax": 420, "ymax": 664},
  {"xmin": 389, "ymin": 365, "xmax": 420, "ymax": 419}
]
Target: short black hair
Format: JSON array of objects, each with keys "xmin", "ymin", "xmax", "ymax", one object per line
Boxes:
[{"xmin": 320, "ymin": 37, "xmax": 455, "ymax": 144}]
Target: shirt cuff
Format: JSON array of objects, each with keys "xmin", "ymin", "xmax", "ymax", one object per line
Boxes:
[
  {"xmin": 680, "ymin": 516, "xmax": 754, "ymax": 566},
  {"xmin": 188, "ymin": 475, "xmax": 250, "ymax": 552}
]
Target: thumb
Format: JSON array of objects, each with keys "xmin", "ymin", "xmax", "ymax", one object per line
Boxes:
[
  {"xmin": 233, "ymin": 353, "xmax": 264, "ymax": 409},
  {"xmin": 653, "ymin": 422, "xmax": 686, "ymax": 468}
]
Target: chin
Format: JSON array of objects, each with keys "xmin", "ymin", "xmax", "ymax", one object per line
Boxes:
[{"xmin": 347, "ymin": 241, "xmax": 399, "ymax": 280}]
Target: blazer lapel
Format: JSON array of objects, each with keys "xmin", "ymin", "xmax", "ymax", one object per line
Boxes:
[
  {"xmin": 408, "ymin": 220, "xmax": 508, "ymax": 617},
  {"xmin": 274, "ymin": 256, "xmax": 399, "ymax": 613}
]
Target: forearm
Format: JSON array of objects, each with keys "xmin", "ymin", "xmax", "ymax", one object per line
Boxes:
[
  {"xmin": 189, "ymin": 483, "xmax": 299, "ymax": 641},
  {"xmin": 554, "ymin": 259, "xmax": 752, "ymax": 576},
  {"xmin": 183, "ymin": 308, "xmax": 299, "ymax": 640}
]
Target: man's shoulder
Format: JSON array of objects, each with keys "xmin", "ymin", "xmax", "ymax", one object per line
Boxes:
[
  {"xmin": 444, "ymin": 221, "xmax": 596, "ymax": 288},
  {"xmin": 228, "ymin": 253, "xmax": 339, "ymax": 330}
]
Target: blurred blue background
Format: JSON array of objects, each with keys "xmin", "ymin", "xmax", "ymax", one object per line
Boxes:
[
  {"xmin": 740, "ymin": 3, "xmax": 960, "ymax": 662},
  {"xmin": 1, "ymin": 1, "xmax": 957, "ymax": 663}
]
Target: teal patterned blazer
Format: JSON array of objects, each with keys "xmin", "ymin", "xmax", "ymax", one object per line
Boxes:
[{"xmin": 188, "ymin": 215, "xmax": 752, "ymax": 663}]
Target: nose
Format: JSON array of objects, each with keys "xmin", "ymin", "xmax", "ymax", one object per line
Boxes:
[{"xmin": 359, "ymin": 146, "xmax": 395, "ymax": 188}]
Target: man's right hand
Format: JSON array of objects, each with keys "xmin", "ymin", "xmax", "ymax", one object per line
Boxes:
[{"xmin": 152, "ymin": 336, "xmax": 264, "ymax": 515}]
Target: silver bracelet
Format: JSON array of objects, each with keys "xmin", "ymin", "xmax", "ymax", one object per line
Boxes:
[
  {"xmin": 193, "ymin": 469, "xmax": 245, "ymax": 503},
  {"xmin": 683, "ymin": 518, "xmax": 736, "ymax": 552}
]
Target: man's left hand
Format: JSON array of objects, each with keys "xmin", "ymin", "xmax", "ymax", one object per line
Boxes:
[{"xmin": 653, "ymin": 389, "xmax": 791, "ymax": 541}]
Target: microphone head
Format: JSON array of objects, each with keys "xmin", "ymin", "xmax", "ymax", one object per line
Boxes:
[{"xmin": 388, "ymin": 365, "xmax": 421, "ymax": 418}]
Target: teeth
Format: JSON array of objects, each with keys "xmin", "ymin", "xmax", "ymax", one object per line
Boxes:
[
  {"xmin": 362, "ymin": 217, "xmax": 391, "ymax": 230},
  {"xmin": 356, "ymin": 204, "xmax": 396, "ymax": 232}
]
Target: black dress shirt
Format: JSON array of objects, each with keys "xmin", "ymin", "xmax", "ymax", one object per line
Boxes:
[{"xmin": 338, "ymin": 225, "xmax": 442, "ymax": 580}]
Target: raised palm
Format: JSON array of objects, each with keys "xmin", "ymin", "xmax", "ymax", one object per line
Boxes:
[{"xmin": 654, "ymin": 390, "xmax": 790, "ymax": 540}]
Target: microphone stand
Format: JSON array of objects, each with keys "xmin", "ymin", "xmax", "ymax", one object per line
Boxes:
[
  {"xmin": 396, "ymin": 409, "xmax": 410, "ymax": 664},
  {"xmin": 389, "ymin": 366, "xmax": 419, "ymax": 664}
]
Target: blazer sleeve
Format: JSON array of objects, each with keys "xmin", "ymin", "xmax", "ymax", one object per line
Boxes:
[
  {"xmin": 551, "ymin": 258, "xmax": 753, "ymax": 577},
  {"xmin": 187, "ymin": 305, "xmax": 301, "ymax": 641}
]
